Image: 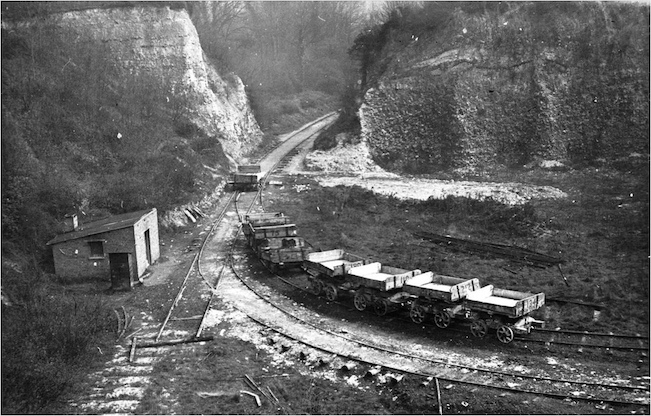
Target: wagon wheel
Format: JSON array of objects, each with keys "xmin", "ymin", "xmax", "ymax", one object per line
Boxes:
[
  {"xmin": 324, "ymin": 284, "xmax": 338, "ymax": 302},
  {"xmin": 310, "ymin": 279, "xmax": 324, "ymax": 296},
  {"xmin": 470, "ymin": 319, "xmax": 488, "ymax": 338},
  {"xmin": 353, "ymin": 290, "xmax": 368, "ymax": 311},
  {"xmin": 410, "ymin": 304, "xmax": 427, "ymax": 324},
  {"xmin": 496, "ymin": 325, "xmax": 515, "ymax": 344},
  {"xmin": 374, "ymin": 299, "xmax": 389, "ymax": 316},
  {"xmin": 434, "ymin": 310, "xmax": 452, "ymax": 329}
]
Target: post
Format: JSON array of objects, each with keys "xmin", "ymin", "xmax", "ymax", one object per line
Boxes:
[
  {"xmin": 129, "ymin": 337, "xmax": 137, "ymax": 363},
  {"xmin": 434, "ymin": 377, "xmax": 443, "ymax": 415},
  {"xmin": 557, "ymin": 264, "xmax": 569, "ymax": 287}
]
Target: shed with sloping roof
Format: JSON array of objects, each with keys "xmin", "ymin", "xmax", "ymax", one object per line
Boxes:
[{"xmin": 46, "ymin": 208, "xmax": 160, "ymax": 290}]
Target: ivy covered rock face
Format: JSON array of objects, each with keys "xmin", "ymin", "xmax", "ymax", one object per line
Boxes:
[{"xmin": 357, "ymin": 2, "xmax": 649, "ymax": 173}]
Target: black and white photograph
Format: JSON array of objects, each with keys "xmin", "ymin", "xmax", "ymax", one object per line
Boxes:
[{"xmin": 1, "ymin": 1, "xmax": 649, "ymax": 414}]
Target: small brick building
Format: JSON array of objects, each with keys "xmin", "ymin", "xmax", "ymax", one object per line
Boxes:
[{"xmin": 46, "ymin": 208, "xmax": 160, "ymax": 290}]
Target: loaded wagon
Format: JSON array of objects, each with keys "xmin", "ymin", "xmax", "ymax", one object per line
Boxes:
[
  {"xmin": 256, "ymin": 236, "xmax": 313, "ymax": 272},
  {"xmin": 463, "ymin": 285, "xmax": 545, "ymax": 343},
  {"xmin": 402, "ymin": 273, "xmax": 481, "ymax": 328},
  {"xmin": 242, "ymin": 212, "xmax": 291, "ymax": 228},
  {"xmin": 303, "ymin": 249, "xmax": 370, "ymax": 300},
  {"xmin": 245, "ymin": 223, "xmax": 298, "ymax": 244},
  {"xmin": 348, "ymin": 262, "xmax": 421, "ymax": 316},
  {"xmin": 240, "ymin": 212, "xmax": 312, "ymax": 271},
  {"xmin": 242, "ymin": 212, "xmax": 297, "ymax": 244},
  {"xmin": 229, "ymin": 165, "xmax": 263, "ymax": 191}
]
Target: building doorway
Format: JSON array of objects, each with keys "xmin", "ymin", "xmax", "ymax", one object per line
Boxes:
[
  {"xmin": 109, "ymin": 253, "xmax": 133, "ymax": 291},
  {"xmin": 144, "ymin": 229, "xmax": 152, "ymax": 266}
]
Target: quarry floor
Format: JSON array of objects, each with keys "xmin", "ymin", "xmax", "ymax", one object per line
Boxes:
[{"xmin": 62, "ymin": 130, "xmax": 648, "ymax": 414}]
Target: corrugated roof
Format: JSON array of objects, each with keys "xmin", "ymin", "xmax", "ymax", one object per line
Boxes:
[{"xmin": 46, "ymin": 208, "xmax": 156, "ymax": 246}]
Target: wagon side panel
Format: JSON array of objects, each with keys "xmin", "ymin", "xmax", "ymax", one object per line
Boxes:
[
  {"xmin": 465, "ymin": 300, "xmax": 514, "ymax": 317},
  {"xmin": 519, "ymin": 292, "xmax": 545, "ymax": 316},
  {"xmin": 450, "ymin": 278, "xmax": 481, "ymax": 302}
]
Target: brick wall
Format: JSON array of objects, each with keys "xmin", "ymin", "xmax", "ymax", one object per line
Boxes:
[
  {"xmin": 51, "ymin": 209, "xmax": 161, "ymax": 283},
  {"xmin": 51, "ymin": 227, "xmax": 135, "ymax": 280}
]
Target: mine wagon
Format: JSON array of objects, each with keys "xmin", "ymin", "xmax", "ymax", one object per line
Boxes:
[
  {"xmin": 229, "ymin": 165, "xmax": 264, "ymax": 191},
  {"xmin": 242, "ymin": 212, "xmax": 291, "ymax": 229},
  {"xmin": 402, "ymin": 273, "xmax": 481, "ymax": 328},
  {"xmin": 256, "ymin": 236, "xmax": 313, "ymax": 272},
  {"xmin": 348, "ymin": 262, "xmax": 422, "ymax": 316},
  {"xmin": 302, "ymin": 249, "xmax": 371, "ymax": 300},
  {"xmin": 245, "ymin": 223, "xmax": 298, "ymax": 244},
  {"xmin": 463, "ymin": 285, "xmax": 545, "ymax": 343}
]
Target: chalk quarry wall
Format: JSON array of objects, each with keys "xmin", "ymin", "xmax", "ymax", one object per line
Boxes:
[
  {"xmin": 359, "ymin": 3, "xmax": 649, "ymax": 173},
  {"xmin": 5, "ymin": 4, "xmax": 262, "ymax": 161}
]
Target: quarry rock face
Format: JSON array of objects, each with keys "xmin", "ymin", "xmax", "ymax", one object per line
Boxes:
[
  {"xmin": 359, "ymin": 3, "xmax": 649, "ymax": 173},
  {"xmin": 8, "ymin": 5, "xmax": 262, "ymax": 161}
]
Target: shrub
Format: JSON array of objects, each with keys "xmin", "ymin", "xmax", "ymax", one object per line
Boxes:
[{"xmin": 1, "ymin": 262, "xmax": 115, "ymax": 413}]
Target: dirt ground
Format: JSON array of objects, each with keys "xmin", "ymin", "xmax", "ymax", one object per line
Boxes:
[
  {"xmin": 63, "ymin": 133, "xmax": 648, "ymax": 414},
  {"xmin": 303, "ymin": 133, "xmax": 568, "ymax": 205}
]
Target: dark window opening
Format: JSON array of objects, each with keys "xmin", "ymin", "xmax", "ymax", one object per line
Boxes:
[{"xmin": 89, "ymin": 241, "xmax": 105, "ymax": 258}]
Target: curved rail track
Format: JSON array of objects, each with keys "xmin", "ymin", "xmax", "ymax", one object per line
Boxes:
[
  {"xmin": 154, "ymin": 112, "xmax": 338, "ymax": 341},
  {"xmin": 243, "ymin": 257, "xmax": 650, "ymax": 359},
  {"xmin": 226, "ymin": 230, "xmax": 649, "ymax": 406},
  {"xmin": 151, "ymin": 110, "xmax": 648, "ymax": 410},
  {"xmin": 227, "ymin": 192, "xmax": 650, "ymax": 407}
]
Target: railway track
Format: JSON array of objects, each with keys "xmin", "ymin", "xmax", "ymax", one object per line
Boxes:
[
  {"xmin": 154, "ymin": 111, "xmax": 339, "ymax": 342},
  {"xmin": 154, "ymin": 193, "xmax": 237, "ymax": 342},
  {"xmin": 228, "ymin": 190, "xmax": 649, "ymax": 407},
  {"xmin": 519, "ymin": 328, "xmax": 650, "ymax": 352},
  {"xmin": 251, "ymin": 263, "xmax": 649, "ymax": 359},
  {"xmin": 138, "ymin": 109, "xmax": 650, "ymax": 411},
  {"xmin": 224, "ymin": 228, "xmax": 650, "ymax": 407},
  {"xmin": 214, "ymin": 139, "xmax": 649, "ymax": 408}
]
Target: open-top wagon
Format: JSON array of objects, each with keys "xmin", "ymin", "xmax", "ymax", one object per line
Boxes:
[
  {"xmin": 464, "ymin": 285, "xmax": 545, "ymax": 343},
  {"xmin": 242, "ymin": 212, "xmax": 291, "ymax": 228},
  {"xmin": 256, "ymin": 236, "xmax": 313, "ymax": 272},
  {"xmin": 402, "ymin": 273, "xmax": 481, "ymax": 328},
  {"xmin": 347, "ymin": 262, "xmax": 422, "ymax": 316},
  {"xmin": 229, "ymin": 165, "xmax": 264, "ymax": 191},
  {"xmin": 303, "ymin": 249, "xmax": 371, "ymax": 301},
  {"xmin": 245, "ymin": 223, "xmax": 298, "ymax": 242},
  {"xmin": 241, "ymin": 212, "xmax": 312, "ymax": 271}
]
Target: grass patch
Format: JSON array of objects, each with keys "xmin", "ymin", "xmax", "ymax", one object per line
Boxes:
[{"xmin": 264, "ymin": 167, "xmax": 649, "ymax": 335}]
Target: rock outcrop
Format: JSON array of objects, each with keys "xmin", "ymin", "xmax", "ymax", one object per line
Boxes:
[
  {"xmin": 3, "ymin": 4, "xmax": 262, "ymax": 161},
  {"xmin": 358, "ymin": 2, "xmax": 649, "ymax": 173}
]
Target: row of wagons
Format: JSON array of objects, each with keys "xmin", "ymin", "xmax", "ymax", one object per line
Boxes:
[{"xmin": 241, "ymin": 212, "xmax": 545, "ymax": 344}]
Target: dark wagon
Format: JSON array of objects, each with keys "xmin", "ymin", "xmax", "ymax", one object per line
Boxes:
[
  {"xmin": 242, "ymin": 212, "xmax": 312, "ymax": 271},
  {"xmin": 229, "ymin": 164, "xmax": 263, "ymax": 191}
]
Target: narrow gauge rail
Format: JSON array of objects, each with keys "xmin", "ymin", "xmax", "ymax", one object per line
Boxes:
[
  {"xmin": 155, "ymin": 192, "xmax": 237, "ymax": 341},
  {"xmin": 262, "ymin": 264, "xmax": 649, "ymax": 360},
  {"xmin": 517, "ymin": 329, "xmax": 650, "ymax": 352},
  {"xmin": 157, "ymin": 110, "xmax": 648, "ymax": 407},
  {"xmin": 155, "ymin": 112, "xmax": 338, "ymax": 341},
  {"xmin": 231, "ymin": 178, "xmax": 649, "ymax": 407},
  {"xmin": 227, "ymin": 216, "xmax": 650, "ymax": 406}
]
